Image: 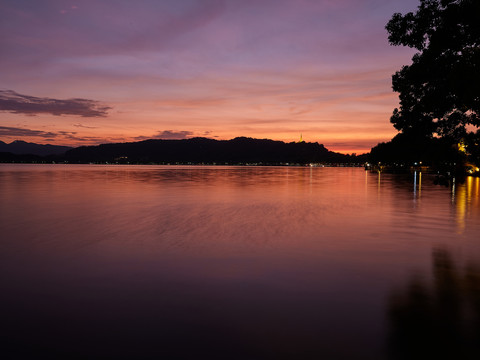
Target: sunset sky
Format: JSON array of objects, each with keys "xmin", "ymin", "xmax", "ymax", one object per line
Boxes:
[{"xmin": 0, "ymin": 0, "xmax": 420, "ymax": 154}]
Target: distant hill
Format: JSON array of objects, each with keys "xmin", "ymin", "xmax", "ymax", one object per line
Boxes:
[
  {"xmin": 0, "ymin": 140, "xmax": 72, "ymax": 156},
  {"xmin": 65, "ymin": 137, "xmax": 366, "ymax": 164}
]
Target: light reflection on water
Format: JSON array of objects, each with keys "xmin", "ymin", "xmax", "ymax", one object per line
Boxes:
[{"xmin": 1, "ymin": 164, "xmax": 479, "ymax": 359}]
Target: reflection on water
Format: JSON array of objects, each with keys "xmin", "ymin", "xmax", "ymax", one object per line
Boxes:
[
  {"xmin": 454, "ymin": 176, "xmax": 480, "ymax": 234},
  {"xmin": 388, "ymin": 248, "xmax": 480, "ymax": 359},
  {"xmin": 413, "ymin": 171, "xmax": 422, "ymax": 200},
  {"xmin": 1, "ymin": 165, "xmax": 480, "ymax": 359}
]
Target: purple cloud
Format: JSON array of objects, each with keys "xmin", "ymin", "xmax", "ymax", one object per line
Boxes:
[
  {"xmin": 0, "ymin": 125, "xmax": 58, "ymax": 138},
  {"xmin": 0, "ymin": 125, "xmax": 107, "ymax": 144},
  {"xmin": 134, "ymin": 130, "xmax": 194, "ymax": 141},
  {"xmin": 74, "ymin": 123, "xmax": 98, "ymax": 129},
  {"xmin": 0, "ymin": 90, "xmax": 111, "ymax": 117}
]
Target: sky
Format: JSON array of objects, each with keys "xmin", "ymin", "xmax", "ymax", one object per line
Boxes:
[{"xmin": 0, "ymin": 0, "xmax": 421, "ymax": 154}]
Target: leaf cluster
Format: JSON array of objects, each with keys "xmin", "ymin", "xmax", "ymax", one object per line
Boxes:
[{"xmin": 386, "ymin": 0, "xmax": 480, "ymax": 142}]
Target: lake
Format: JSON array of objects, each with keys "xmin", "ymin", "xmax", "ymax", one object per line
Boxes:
[{"xmin": 1, "ymin": 164, "xmax": 479, "ymax": 359}]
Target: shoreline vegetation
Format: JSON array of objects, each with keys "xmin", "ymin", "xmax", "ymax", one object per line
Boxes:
[{"xmin": 0, "ymin": 137, "xmax": 367, "ymax": 166}]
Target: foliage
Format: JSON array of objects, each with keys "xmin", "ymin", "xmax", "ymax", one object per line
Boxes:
[
  {"xmin": 386, "ymin": 0, "xmax": 480, "ymax": 143},
  {"xmin": 369, "ymin": 132, "xmax": 464, "ymax": 166},
  {"xmin": 464, "ymin": 130, "xmax": 480, "ymax": 166}
]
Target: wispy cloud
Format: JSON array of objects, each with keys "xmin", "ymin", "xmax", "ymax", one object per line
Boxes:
[
  {"xmin": 0, "ymin": 125, "xmax": 58, "ymax": 138},
  {"xmin": 59, "ymin": 134, "xmax": 110, "ymax": 143},
  {"xmin": 134, "ymin": 130, "xmax": 195, "ymax": 141},
  {"xmin": 0, "ymin": 125, "xmax": 107, "ymax": 144},
  {"xmin": 74, "ymin": 123, "xmax": 98, "ymax": 129},
  {"xmin": 0, "ymin": 90, "xmax": 111, "ymax": 117}
]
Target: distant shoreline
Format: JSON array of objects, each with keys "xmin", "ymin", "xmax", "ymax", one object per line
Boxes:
[
  {"xmin": 0, "ymin": 161, "xmax": 365, "ymax": 167},
  {"xmin": 1, "ymin": 137, "xmax": 368, "ymax": 165}
]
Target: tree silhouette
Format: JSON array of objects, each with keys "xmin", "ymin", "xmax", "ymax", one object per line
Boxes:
[{"xmin": 386, "ymin": 0, "xmax": 480, "ymax": 146}]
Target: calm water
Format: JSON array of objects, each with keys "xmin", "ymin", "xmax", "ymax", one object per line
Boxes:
[{"xmin": 1, "ymin": 164, "xmax": 480, "ymax": 359}]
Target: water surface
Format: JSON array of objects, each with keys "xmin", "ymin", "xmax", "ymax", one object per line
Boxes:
[{"xmin": 1, "ymin": 165, "xmax": 479, "ymax": 359}]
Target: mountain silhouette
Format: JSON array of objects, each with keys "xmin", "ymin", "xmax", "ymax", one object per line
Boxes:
[
  {"xmin": 65, "ymin": 137, "xmax": 364, "ymax": 164},
  {"xmin": 0, "ymin": 140, "xmax": 72, "ymax": 156}
]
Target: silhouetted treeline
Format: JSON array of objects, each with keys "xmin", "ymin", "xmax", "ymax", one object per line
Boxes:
[
  {"xmin": 0, "ymin": 152, "xmax": 44, "ymax": 163},
  {"xmin": 64, "ymin": 137, "xmax": 366, "ymax": 164},
  {"xmin": 377, "ymin": 0, "xmax": 480, "ymax": 173},
  {"xmin": 369, "ymin": 133, "xmax": 464, "ymax": 166},
  {"xmin": 0, "ymin": 152, "xmax": 68, "ymax": 163}
]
